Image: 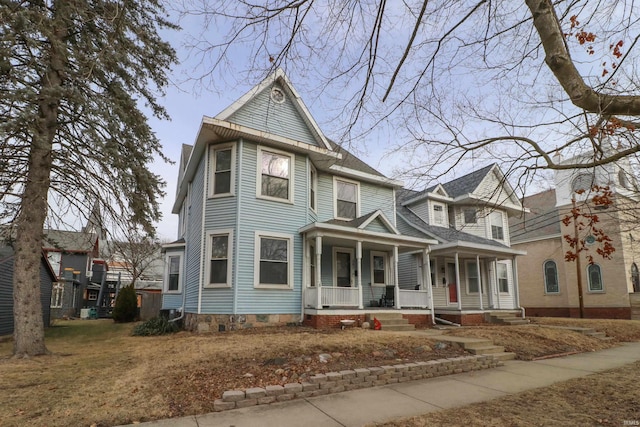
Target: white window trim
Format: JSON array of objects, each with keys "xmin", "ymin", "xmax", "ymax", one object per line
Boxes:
[
  {"xmin": 497, "ymin": 262, "xmax": 509, "ymax": 294},
  {"xmin": 587, "ymin": 263, "xmax": 605, "ymax": 293},
  {"xmin": 465, "ymin": 260, "xmax": 480, "ymax": 294},
  {"xmin": 489, "ymin": 211, "xmax": 505, "ymax": 241},
  {"xmin": 209, "ymin": 142, "xmax": 236, "ymax": 198},
  {"xmin": 543, "ymin": 259, "xmax": 560, "ymax": 295},
  {"xmin": 309, "ymin": 163, "xmax": 318, "ymax": 213},
  {"xmin": 51, "ymin": 282, "xmax": 64, "ymax": 308},
  {"xmin": 332, "ymin": 247, "xmax": 355, "ymax": 288},
  {"xmin": 204, "ymin": 229, "xmax": 234, "ymax": 289},
  {"xmin": 256, "ymin": 145, "xmax": 295, "ymax": 204},
  {"xmin": 431, "ymin": 201, "xmax": 447, "ymax": 226},
  {"xmin": 254, "ymin": 231, "xmax": 294, "ymax": 289},
  {"xmin": 370, "ymin": 251, "xmax": 388, "ymax": 287},
  {"xmin": 333, "ymin": 176, "xmax": 361, "ymax": 220},
  {"xmin": 164, "ymin": 251, "xmax": 184, "ymax": 294}
]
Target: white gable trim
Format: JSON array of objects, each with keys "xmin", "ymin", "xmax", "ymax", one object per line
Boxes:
[
  {"xmin": 358, "ymin": 210, "xmax": 400, "ymax": 235},
  {"xmin": 215, "ymin": 68, "xmax": 332, "ymax": 151},
  {"xmin": 329, "ymin": 164, "xmax": 403, "ymax": 187}
]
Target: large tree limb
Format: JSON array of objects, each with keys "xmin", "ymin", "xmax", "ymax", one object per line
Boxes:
[{"xmin": 526, "ymin": 0, "xmax": 640, "ymax": 116}]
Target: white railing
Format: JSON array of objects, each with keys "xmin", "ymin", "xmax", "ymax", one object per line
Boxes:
[
  {"xmin": 320, "ymin": 286, "xmax": 359, "ymax": 307},
  {"xmin": 398, "ymin": 289, "xmax": 429, "ymax": 308}
]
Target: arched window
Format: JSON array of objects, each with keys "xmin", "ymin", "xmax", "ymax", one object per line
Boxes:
[
  {"xmin": 543, "ymin": 260, "xmax": 559, "ymax": 294},
  {"xmin": 572, "ymin": 173, "xmax": 595, "ymax": 193},
  {"xmin": 587, "ymin": 264, "xmax": 603, "ymax": 292},
  {"xmin": 632, "ymin": 263, "xmax": 640, "ymax": 293}
]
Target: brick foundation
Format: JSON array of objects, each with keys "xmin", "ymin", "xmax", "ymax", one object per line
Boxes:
[
  {"xmin": 302, "ymin": 314, "xmax": 366, "ymax": 329},
  {"xmin": 437, "ymin": 313, "xmax": 486, "ymax": 326},
  {"xmin": 184, "ymin": 313, "xmax": 300, "ymax": 333},
  {"xmin": 524, "ymin": 306, "xmax": 631, "ymax": 320},
  {"xmin": 403, "ymin": 314, "xmax": 433, "ymax": 328}
]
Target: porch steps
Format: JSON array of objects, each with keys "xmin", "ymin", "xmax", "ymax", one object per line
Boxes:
[
  {"xmin": 366, "ymin": 313, "xmax": 415, "ymax": 332},
  {"xmin": 541, "ymin": 325, "xmax": 614, "ymax": 341},
  {"xmin": 486, "ymin": 311, "xmax": 530, "ymax": 325},
  {"xmin": 424, "ymin": 334, "xmax": 517, "ymax": 361}
]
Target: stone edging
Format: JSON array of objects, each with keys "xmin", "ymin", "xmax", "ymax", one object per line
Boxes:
[{"xmin": 213, "ymin": 354, "xmax": 501, "ymax": 411}]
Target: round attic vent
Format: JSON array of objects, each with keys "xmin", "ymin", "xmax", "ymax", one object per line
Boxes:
[{"xmin": 270, "ymin": 87, "xmax": 285, "ymax": 104}]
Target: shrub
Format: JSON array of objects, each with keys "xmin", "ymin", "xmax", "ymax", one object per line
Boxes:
[
  {"xmin": 112, "ymin": 284, "xmax": 138, "ymax": 323},
  {"xmin": 132, "ymin": 316, "xmax": 179, "ymax": 336}
]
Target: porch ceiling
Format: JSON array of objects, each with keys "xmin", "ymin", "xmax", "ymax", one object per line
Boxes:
[{"xmin": 431, "ymin": 241, "xmax": 526, "ymax": 259}]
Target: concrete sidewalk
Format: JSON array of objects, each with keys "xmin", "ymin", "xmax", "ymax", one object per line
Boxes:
[{"xmin": 125, "ymin": 342, "xmax": 640, "ymax": 427}]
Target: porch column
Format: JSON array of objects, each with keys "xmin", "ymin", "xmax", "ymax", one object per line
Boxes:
[
  {"xmin": 477, "ymin": 255, "xmax": 483, "ymax": 310},
  {"xmin": 493, "ymin": 257, "xmax": 501, "ymax": 309},
  {"xmin": 454, "ymin": 252, "xmax": 462, "ymax": 311},
  {"xmin": 393, "ymin": 246, "xmax": 400, "ymax": 309},
  {"xmin": 315, "ymin": 236, "xmax": 323, "ymax": 310},
  {"xmin": 356, "ymin": 241, "xmax": 363, "ymax": 309},
  {"xmin": 423, "ymin": 249, "xmax": 432, "ymax": 310},
  {"xmin": 512, "ymin": 256, "xmax": 522, "ymax": 316}
]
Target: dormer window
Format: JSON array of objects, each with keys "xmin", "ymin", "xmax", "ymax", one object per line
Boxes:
[
  {"xmin": 432, "ymin": 203, "xmax": 445, "ymax": 226},
  {"xmin": 464, "ymin": 208, "xmax": 477, "ymax": 224}
]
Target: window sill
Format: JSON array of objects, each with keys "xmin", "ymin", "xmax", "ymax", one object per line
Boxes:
[
  {"xmin": 257, "ymin": 195, "xmax": 294, "ymax": 205},
  {"xmin": 587, "ymin": 290, "xmax": 605, "ymax": 294},
  {"xmin": 255, "ymin": 284, "xmax": 293, "ymax": 290},
  {"xmin": 203, "ymin": 284, "xmax": 231, "ymax": 289},
  {"xmin": 164, "ymin": 290, "xmax": 182, "ymax": 294},
  {"xmin": 209, "ymin": 192, "xmax": 234, "ymax": 199}
]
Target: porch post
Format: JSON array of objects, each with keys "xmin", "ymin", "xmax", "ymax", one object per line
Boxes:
[
  {"xmin": 512, "ymin": 255, "xmax": 522, "ymax": 315},
  {"xmin": 315, "ymin": 236, "xmax": 323, "ymax": 310},
  {"xmin": 393, "ymin": 246, "xmax": 400, "ymax": 309},
  {"xmin": 454, "ymin": 252, "xmax": 462, "ymax": 311},
  {"xmin": 423, "ymin": 249, "xmax": 432, "ymax": 310},
  {"xmin": 477, "ymin": 255, "xmax": 483, "ymax": 310},
  {"xmin": 356, "ymin": 241, "xmax": 363, "ymax": 309},
  {"xmin": 493, "ymin": 257, "xmax": 501, "ymax": 309}
]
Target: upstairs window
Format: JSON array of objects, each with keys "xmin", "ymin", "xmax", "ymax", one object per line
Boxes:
[
  {"xmin": 210, "ymin": 144, "xmax": 235, "ymax": 197},
  {"xmin": 490, "ymin": 211, "xmax": 504, "ymax": 240},
  {"xmin": 258, "ymin": 147, "xmax": 293, "ymax": 202},
  {"xmin": 335, "ymin": 178, "xmax": 359, "ymax": 220},
  {"xmin": 432, "ymin": 203, "xmax": 445, "ymax": 226},
  {"xmin": 464, "ymin": 208, "xmax": 477, "ymax": 224},
  {"xmin": 544, "ymin": 260, "xmax": 559, "ymax": 294},
  {"xmin": 309, "ymin": 165, "xmax": 317, "ymax": 211}
]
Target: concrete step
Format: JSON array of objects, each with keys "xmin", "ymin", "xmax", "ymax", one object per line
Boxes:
[
  {"xmin": 381, "ymin": 324, "xmax": 415, "ymax": 331},
  {"xmin": 378, "ymin": 318, "xmax": 410, "ymax": 326},
  {"xmin": 499, "ymin": 319, "xmax": 530, "ymax": 325},
  {"xmin": 490, "ymin": 352, "xmax": 517, "ymax": 361},
  {"xmin": 366, "ymin": 313, "xmax": 404, "ymax": 321},
  {"xmin": 459, "ymin": 340, "xmax": 495, "ymax": 350},
  {"xmin": 466, "ymin": 345, "xmax": 506, "ymax": 355}
]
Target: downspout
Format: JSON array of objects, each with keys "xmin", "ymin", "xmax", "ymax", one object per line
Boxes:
[
  {"xmin": 300, "ymin": 157, "xmax": 310, "ymax": 323},
  {"xmin": 434, "ymin": 316, "xmax": 460, "ymax": 327},
  {"xmin": 233, "ymin": 140, "xmax": 243, "ymax": 315},
  {"xmin": 170, "ymin": 246, "xmax": 188, "ymax": 323}
]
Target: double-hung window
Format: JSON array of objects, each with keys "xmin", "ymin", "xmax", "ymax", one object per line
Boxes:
[
  {"xmin": 464, "ymin": 208, "xmax": 477, "ymax": 224},
  {"xmin": 51, "ymin": 282, "xmax": 64, "ymax": 308},
  {"xmin": 432, "ymin": 203, "xmax": 445, "ymax": 226},
  {"xmin": 309, "ymin": 165, "xmax": 317, "ymax": 211},
  {"xmin": 165, "ymin": 253, "xmax": 183, "ymax": 293},
  {"xmin": 210, "ymin": 144, "xmax": 235, "ymax": 197},
  {"xmin": 497, "ymin": 262, "xmax": 509, "ymax": 293},
  {"xmin": 371, "ymin": 252, "xmax": 388, "ymax": 286},
  {"xmin": 490, "ymin": 211, "xmax": 504, "ymax": 241},
  {"xmin": 335, "ymin": 178, "xmax": 359, "ymax": 220},
  {"xmin": 258, "ymin": 147, "xmax": 293, "ymax": 202},
  {"xmin": 205, "ymin": 230, "xmax": 233, "ymax": 287},
  {"xmin": 255, "ymin": 232, "xmax": 293, "ymax": 288},
  {"xmin": 466, "ymin": 261, "xmax": 480, "ymax": 293}
]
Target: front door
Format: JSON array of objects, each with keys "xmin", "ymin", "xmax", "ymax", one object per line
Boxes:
[
  {"xmin": 334, "ymin": 249, "xmax": 354, "ymax": 287},
  {"xmin": 447, "ymin": 262, "xmax": 458, "ymax": 304}
]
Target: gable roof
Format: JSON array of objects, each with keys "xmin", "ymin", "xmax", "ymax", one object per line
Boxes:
[
  {"xmin": 441, "ymin": 163, "xmax": 496, "ymax": 198},
  {"xmin": 325, "ymin": 210, "xmax": 399, "ymax": 234},
  {"xmin": 42, "ymin": 229, "xmax": 97, "ymax": 253},
  {"xmin": 509, "ymin": 188, "xmax": 561, "ymax": 243}
]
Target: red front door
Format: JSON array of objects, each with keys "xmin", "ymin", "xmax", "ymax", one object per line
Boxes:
[{"xmin": 447, "ymin": 263, "xmax": 458, "ymax": 303}]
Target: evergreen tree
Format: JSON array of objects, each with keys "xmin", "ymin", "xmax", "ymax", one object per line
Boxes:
[
  {"xmin": 0, "ymin": 1, "xmax": 177, "ymax": 356},
  {"xmin": 112, "ymin": 284, "xmax": 138, "ymax": 323}
]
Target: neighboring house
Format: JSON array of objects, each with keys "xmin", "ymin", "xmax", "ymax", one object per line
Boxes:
[
  {"xmin": 0, "ymin": 246, "xmax": 56, "ymax": 336},
  {"xmin": 43, "ymin": 229, "xmax": 99, "ymax": 319},
  {"xmin": 510, "ymin": 148, "xmax": 640, "ymax": 319},
  {"xmin": 161, "ymin": 69, "xmax": 438, "ymax": 331},
  {"xmin": 395, "ymin": 164, "xmax": 528, "ymax": 325}
]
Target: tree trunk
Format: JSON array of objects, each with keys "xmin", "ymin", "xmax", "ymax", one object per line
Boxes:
[{"xmin": 13, "ymin": 2, "xmax": 67, "ymax": 357}]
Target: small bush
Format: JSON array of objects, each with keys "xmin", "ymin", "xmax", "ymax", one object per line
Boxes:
[
  {"xmin": 132, "ymin": 316, "xmax": 179, "ymax": 336},
  {"xmin": 112, "ymin": 284, "xmax": 138, "ymax": 323}
]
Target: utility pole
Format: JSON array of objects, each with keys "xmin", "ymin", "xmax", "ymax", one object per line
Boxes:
[{"xmin": 572, "ymin": 197, "xmax": 585, "ymax": 318}]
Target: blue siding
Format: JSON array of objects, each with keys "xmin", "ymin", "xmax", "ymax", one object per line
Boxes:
[
  {"xmin": 227, "ymin": 83, "xmax": 319, "ymax": 146},
  {"xmin": 363, "ymin": 217, "xmax": 391, "ymax": 233},
  {"xmin": 184, "ymin": 157, "xmax": 206, "ymax": 312},
  {"xmin": 235, "ymin": 141, "xmax": 305, "ymax": 314}
]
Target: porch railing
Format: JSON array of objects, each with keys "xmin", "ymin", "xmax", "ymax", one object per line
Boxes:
[
  {"xmin": 305, "ymin": 286, "xmax": 319, "ymax": 308},
  {"xmin": 322, "ymin": 286, "xmax": 359, "ymax": 307},
  {"xmin": 398, "ymin": 289, "xmax": 429, "ymax": 308}
]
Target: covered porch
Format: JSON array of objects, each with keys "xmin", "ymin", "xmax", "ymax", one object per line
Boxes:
[{"xmin": 299, "ymin": 212, "xmax": 437, "ymax": 311}]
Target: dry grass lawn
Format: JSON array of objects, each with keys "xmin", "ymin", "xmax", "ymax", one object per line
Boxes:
[{"xmin": 1, "ymin": 317, "xmax": 639, "ymax": 426}]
